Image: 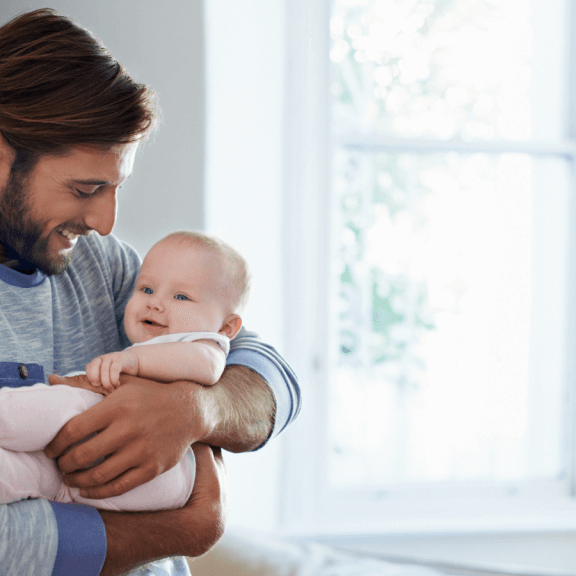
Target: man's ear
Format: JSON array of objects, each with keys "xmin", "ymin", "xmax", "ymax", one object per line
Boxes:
[{"xmin": 220, "ymin": 314, "xmax": 242, "ymax": 339}]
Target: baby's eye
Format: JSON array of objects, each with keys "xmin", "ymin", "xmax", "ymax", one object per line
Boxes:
[
  {"xmin": 175, "ymin": 294, "xmax": 190, "ymax": 301},
  {"xmin": 143, "ymin": 287, "xmax": 153, "ymax": 295}
]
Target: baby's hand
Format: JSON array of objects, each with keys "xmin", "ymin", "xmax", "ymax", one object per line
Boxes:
[{"xmin": 86, "ymin": 350, "xmax": 139, "ymax": 393}]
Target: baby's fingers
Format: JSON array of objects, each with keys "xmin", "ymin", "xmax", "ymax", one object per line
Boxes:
[
  {"xmin": 110, "ymin": 361, "xmax": 123, "ymax": 388},
  {"xmin": 99, "ymin": 357, "xmax": 115, "ymax": 392},
  {"xmin": 86, "ymin": 357, "xmax": 103, "ymax": 386}
]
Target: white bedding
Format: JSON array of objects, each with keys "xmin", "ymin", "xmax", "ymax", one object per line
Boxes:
[{"xmin": 188, "ymin": 531, "xmax": 445, "ymax": 576}]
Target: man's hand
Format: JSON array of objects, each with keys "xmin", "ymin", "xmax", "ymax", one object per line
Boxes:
[
  {"xmin": 45, "ymin": 365, "xmax": 274, "ymax": 499},
  {"xmin": 99, "ymin": 443, "xmax": 227, "ymax": 576},
  {"xmin": 44, "ymin": 376, "xmax": 216, "ymax": 499},
  {"xmin": 49, "ymin": 372, "xmax": 109, "ymax": 396}
]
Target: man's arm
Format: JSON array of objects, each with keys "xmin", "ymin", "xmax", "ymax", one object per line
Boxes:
[
  {"xmin": 45, "ymin": 443, "xmax": 225, "ymax": 576},
  {"xmin": 45, "ymin": 329, "xmax": 300, "ymax": 573},
  {"xmin": 45, "ymin": 365, "xmax": 275, "ymax": 499},
  {"xmin": 99, "ymin": 444, "xmax": 226, "ymax": 576},
  {"xmin": 41, "ymin": 369, "xmax": 266, "ymax": 576},
  {"xmin": 197, "ymin": 365, "xmax": 276, "ymax": 452}
]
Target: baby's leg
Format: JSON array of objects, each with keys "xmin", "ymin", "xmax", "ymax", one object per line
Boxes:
[
  {"xmin": 69, "ymin": 448, "xmax": 196, "ymax": 511},
  {"xmin": 0, "ymin": 447, "xmax": 62, "ymax": 504},
  {"xmin": 0, "ymin": 384, "xmax": 102, "ymax": 451}
]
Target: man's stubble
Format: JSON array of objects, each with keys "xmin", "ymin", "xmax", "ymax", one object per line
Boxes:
[{"xmin": 0, "ymin": 169, "xmax": 70, "ymax": 276}]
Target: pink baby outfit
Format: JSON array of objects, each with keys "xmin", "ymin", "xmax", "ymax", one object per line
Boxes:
[
  {"xmin": 0, "ymin": 332, "xmax": 229, "ymax": 511},
  {"xmin": 0, "ymin": 382, "xmax": 195, "ymax": 511}
]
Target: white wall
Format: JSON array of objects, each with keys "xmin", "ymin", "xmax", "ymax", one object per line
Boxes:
[
  {"xmin": 2, "ymin": 0, "xmax": 206, "ymax": 257},
  {"xmin": 204, "ymin": 0, "xmax": 288, "ymax": 532}
]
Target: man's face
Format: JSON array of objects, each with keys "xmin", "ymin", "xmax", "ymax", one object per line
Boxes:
[{"xmin": 0, "ymin": 142, "xmax": 138, "ymax": 275}]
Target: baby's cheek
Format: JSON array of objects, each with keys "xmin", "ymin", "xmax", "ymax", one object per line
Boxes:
[
  {"xmin": 174, "ymin": 307, "xmax": 199, "ymax": 329},
  {"xmin": 123, "ymin": 311, "xmax": 140, "ymax": 342},
  {"xmin": 123, "ymin": 298, "xmax": 140, "ymax": 328}
]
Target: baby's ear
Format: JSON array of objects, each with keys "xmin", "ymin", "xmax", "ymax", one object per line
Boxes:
[{"xmin": 220, "ymin": 314, "xmax": 242, "ymax": 339}]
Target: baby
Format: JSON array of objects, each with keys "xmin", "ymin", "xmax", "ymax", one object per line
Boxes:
[{"xmin": 0, "ymin": 230, "xmax": 249, "ymax": 511}]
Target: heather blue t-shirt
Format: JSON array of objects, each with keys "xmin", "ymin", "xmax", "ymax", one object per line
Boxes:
[{"xmin": 0, "ymin": 233, "xmax": 301, "ymax": 576}]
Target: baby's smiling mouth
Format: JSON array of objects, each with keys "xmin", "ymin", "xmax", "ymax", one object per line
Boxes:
[{"xmin": 141, "ymin": 319, "xmax": 168, "ymax": 332}]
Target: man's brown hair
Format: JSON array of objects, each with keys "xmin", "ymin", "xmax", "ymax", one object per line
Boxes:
[{"xmin": 0, "ymin": 8, "xmax": 158, "ymax": 172}]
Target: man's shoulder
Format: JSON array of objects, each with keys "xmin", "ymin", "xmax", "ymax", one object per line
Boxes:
[
  {"xmin": 77, "ymin": 233, "xmax": 139, "ymax": 259},
  {"xmin": 72, "ymin": 234, "xmax": 141, "ymax": 273},
  {"xmin": 54, "ymin": 234, "xmax": 141, "ymax": 298}
]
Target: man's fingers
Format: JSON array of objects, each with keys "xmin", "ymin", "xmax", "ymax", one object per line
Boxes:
[
  {"xmin": 190, "ymin": 444, "xmax": 227, "ymax": 505},
  {"xmin": 52, "ymin": 421, "xmax": 130, "ymax": 472},
  {"xmin": 64, "ymin": 444, "xmax": 158, "ymax": 498},
  {"xmin": 191, "ymin": 443, "xmax": 212, "ymax": 462},
  {"xmin": 199, "ymin": 445, "xmax": 224, "ymax": 466},
  {"xmin": 47, "ymin": 373, "xmax": 107, "ymax": 394},
  {"xmin": 187, "ymin": 444, "xmax": 228, "ymax": 536},
  {"xmin": 74, "ymin": 466, "xmax": 151, "ymax": 500},
  {"xmin": 191, "ymin": 444, "xmax": 224, "ymax": 473},
  {"xmin": 45, "ymin": 401, "xmax": 115, "ymax": 459},
  {"xmin": 61, "ymin": 436, "xmax": 152, "ymax": 486},
  {"xmin": 48, "ymin": 374, "xmax": 66, "ymax": 386},
  {"xmin": 76, "ymin": 448, "xmax": 224, "ymax": 501}
]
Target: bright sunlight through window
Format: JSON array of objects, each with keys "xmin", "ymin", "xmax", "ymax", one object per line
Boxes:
[{"xmin": 328, "ymin": 0, "xmax": 570, "ymax": 493}]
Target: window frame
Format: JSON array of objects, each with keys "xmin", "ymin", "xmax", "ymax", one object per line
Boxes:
[{"xmin": 280, "ymin": 0, "xmax": 576, "ymax": 536}]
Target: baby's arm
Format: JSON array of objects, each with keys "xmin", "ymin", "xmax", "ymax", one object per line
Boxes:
[{"xmin": 86, "ymin": 340, "xmax": 226, "ymax": 392}]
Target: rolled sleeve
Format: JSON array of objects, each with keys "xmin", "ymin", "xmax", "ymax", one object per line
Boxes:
[
  {"xmin": 50, "ymin": 502, "xmax": 106, "ymax": 576},
  {"xmin": 227, "ymin": 329, "xmax": 301, "ymax": 441}
]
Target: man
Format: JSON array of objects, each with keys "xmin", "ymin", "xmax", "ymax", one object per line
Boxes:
[{"xmin": 0, "ymin": 8, "xmax": 300, "ymax": 576}]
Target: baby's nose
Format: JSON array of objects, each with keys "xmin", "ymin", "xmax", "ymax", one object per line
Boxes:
[{"xmin": 147, "ymin": 296, "xmax": 164, "ymax": 310}]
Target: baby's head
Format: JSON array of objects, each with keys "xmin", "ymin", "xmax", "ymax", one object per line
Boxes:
[{"xmin": 123, "ymin": 230, "xmax": 250, "ymax": 344}]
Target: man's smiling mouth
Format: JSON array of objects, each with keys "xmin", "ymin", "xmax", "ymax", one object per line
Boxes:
[{"xmin": 56, "ymin": 227, "xmax": 80, "ymax": 241}]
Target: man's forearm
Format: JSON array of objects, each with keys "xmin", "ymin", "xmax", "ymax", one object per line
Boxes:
[
  {"xmin": 99, "ymin": 444, "xmax": 226, "ymax": 576},
  {"xmin": 99, "ymin": 506, "xmax": 219, "ymax": 576},
  {"xmin": 200, "ymin": 365, "xmax": 276, "ymax": 452}
]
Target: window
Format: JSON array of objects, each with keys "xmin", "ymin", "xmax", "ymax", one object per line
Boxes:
[{"xmin": 282, "ymin": 0, "xmax": 576, "ymax": 534}]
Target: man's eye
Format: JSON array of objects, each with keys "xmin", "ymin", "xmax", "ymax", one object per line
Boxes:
[
  {"xmin": 175, "ymin": 294, "xmax": 189, "ymax": 301},
  {"xmin": 74, "ymin": 188, "xmax": 92, "ymax": 199},
  {"xmin": 143, "ymin": 287, "xmax": 153, "ymax": 294}
]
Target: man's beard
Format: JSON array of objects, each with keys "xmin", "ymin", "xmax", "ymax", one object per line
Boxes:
[{"xmin": 0, "ymin": 169, "xmax": 71, "ymax": 276}]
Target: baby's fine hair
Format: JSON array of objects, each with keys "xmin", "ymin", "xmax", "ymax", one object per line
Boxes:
[{"xmin": 163, "ymin": 230, "xmax": 251, "ymax": 311}]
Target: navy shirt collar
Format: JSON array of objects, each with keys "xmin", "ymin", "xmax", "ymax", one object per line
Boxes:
[{"xmin": 0, "ymin": 263, "xmax": 45, "ymax": 288}]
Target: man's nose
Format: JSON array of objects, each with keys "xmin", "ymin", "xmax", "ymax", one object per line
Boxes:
[{"xmin": 83, "ymin": 188, "xmax": 117, "ymax": 236}]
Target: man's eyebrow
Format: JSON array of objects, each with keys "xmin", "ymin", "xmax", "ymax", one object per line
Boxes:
[
  {"xmin": 72, "ymin": 179, "xmax": 110, "ymax": 186},
  {"xmin": 71, "ymin": 174, "xmax": 132, "ymax": 186}
]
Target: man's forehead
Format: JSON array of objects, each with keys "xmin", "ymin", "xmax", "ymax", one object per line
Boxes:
[{"xmin": 39, "ymin": 143, "xmax": 138, "ymax": 183}]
